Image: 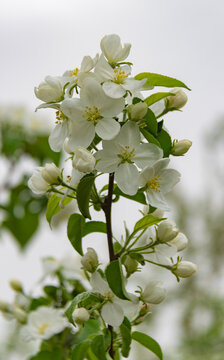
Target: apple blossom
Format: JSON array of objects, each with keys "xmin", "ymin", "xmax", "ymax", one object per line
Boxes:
[
  {"xmin": 170, "ymin": 232, "xmax": 188, "ymax": 251},
  {"xmin": 34, "ymin": 76, "xmax": 67, "ymax": 103},
  {"xmin": 166, "ymin": 88, "xmax": 188, "ymax": 109},
  {"xmin": 157, "ymin": 220, "xmax": 179, "ymax": 243},
  {"xmin": 173, "ymin": 261, "xmax": 197, "ymax": 278},
  {"xmin": 72, "ymin": 146, "xmax": 96, "ymax": 173},
  {"xmin": 100, "ymin": 34, "xmax": 131, "ymax": 66},
  {"xmin": 72, "ymin": 307, "xmax": 90, "ymax": 325},
  {"xmin": 81, "ymin": 248, "xmax": 99, "ymax": 273},
  {"xmin": 142, "ymin": 281, "xmax": 167, "ymax": 304},
  {"xmin": 28, "ymin": 163, "xmax": 61, "ymax": 195},
  {"xmin": 171, "ymin": 139, "xmax": 192, "ymax": 156}
]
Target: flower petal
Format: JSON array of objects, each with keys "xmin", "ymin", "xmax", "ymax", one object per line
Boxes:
[
  {"xmin": 96, "ymin": 118, "xmax": 120, "ymax": 140},
  {"xmin": 101, "ymin": 302, "xmax": 124, "ymax": 327},
  {"xmin": 115, "ymin": 163, "xmax": 139, "ymax": 195},
  {"xmin": 123, "ymin": 78, "xmax": 146, "ymax": 91},
  {"xmin": 116, "ymin": 121, "xmax": 140, "ymax": 148},
  {"xmin": 68, "ymin": 120, "xmax": 95, "ymax": 149},
  {"xmin": 102, "ymin": 81, "xmax": 126, "ymax": 99},
  {"xmin": 134, "ymin": 143, "xmax": 163, "ymax": 169},
  {"xmin": 90, "ymin": 272, "xmax": 110, "ymax": 295},
  {"xmin": 95, "ymin": 150, "xmax": 120, "ymax": 173},
  {"xmin": 49, "ymin": 122, "xmax": 68, "ymax": 152},
  {"xmin": 159, "ymin": 169, "xmax": 181, "ymax": 194},
  {"xmin": 146, "ymin": 189, "xmax": 170, "ymax": 211}
]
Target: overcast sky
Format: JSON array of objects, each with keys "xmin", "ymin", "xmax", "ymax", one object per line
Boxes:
[{"xmin": 1, "ymin": 0, "xmax": 224, "ymax": 356}]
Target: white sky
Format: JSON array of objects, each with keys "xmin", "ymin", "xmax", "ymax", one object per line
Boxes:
[{"xmin": 0, "ymin": 0, "xmax": 224, "ymax": 357}]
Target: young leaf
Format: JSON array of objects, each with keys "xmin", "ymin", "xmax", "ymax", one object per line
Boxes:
[
  {"xmin": 46, "ymin": 193, "xmax": 61, "ymax": 228},
  {"xmin": 76, "ymin": 319, "xmax": 101, "ymax": 343},
  {"xmin": 105, "ymin": 259, "xmax": 129, "ymax": 300},
  {"xmin": 135, "ymin": 72, "xmax": 190, "ymax": 90},
  {"xmin": 65, "ymin": 292, "xmax": 103, "ymax": 323},
  {"xmin": 90, "ymin": 334, "xmax": 107, "ymax": 360},
  {"xmin": 72, "ymin": 341, "xmax": 90, "ymax": 360},
  {"xmin": 144, "ymin": 92, "xmax": 175, "ymax": 107},
  {"xmin": 83, "ymin": 221, "xmax": 107, "ymax": 236},
  {"xmin": 157, "ymin": 129, "xmax": 172, "ymax": 157},
  {"xmin": 134, "ymin": 215, "xmax": 164, "ymax": 233},
  {"xmin": 132, "ymin": 331, "xmax": 163, "ymax": 360},
  {"xmin": 140, "ymin": 129, "xmax": 161, "ymax": 148},
  {"xmin": 67, "ymin": 213, "xmax": 85, "ymax": 255},
  {"xmin": 77, "ymin": 173, "xmax": 95, "ymax": 219},
  {"xmin": 144, "ymin": 108, "xmax": 158, "ymax": 136},
  {"xmin": 114, "ymin": 186, "xmax": 147, "ymax": 205},
  {"xmin": 120, "ymin": 317, "xmax": 132, "ymax": 358}
]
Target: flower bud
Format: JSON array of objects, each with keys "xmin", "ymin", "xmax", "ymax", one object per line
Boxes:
[
  {"xmin": 41, "ymin": 163, "xmax": 61, "ymax": 185},
  {"xmin": 172, "ymin": 139, "xmax": 192, "ymax": 156},
  {"xmin": 142, "ymin": 205, "xmax": 164, "ymax": 218},
  {"xmin": 34, "ymin": 76, "xmax": 64, "ymax": 103},
  {"xmin": 13, "ymin": 307, "xmax": 27, "ymax": 324},
  {"xmin": 139, "ymin": 303, "xmax": 151, "ymax": 316},
  {"xmin": 72, "ymin": 307, "xmax": 90, "ymax": 324},
  {"xmin": 129, "ymin": 102, "xmax": 148, "ymax": 120},
  {"xmin": 166, "ymin": 88, "xmax": 188, "ymax": 109},
  {"xmin": 81, "ymin": 248, "xmax": 98, "ymax": 273},
  {"xmin": 173, "ymin": 260, "xmax": 197, "ymax": 278},
  {"xmin": 157, "ymin": 220, "xmax": 178, "ymax": 243},
  {"xmin": 73, "ymin": 147, "xmax": 96, "ymax": 173},
  {"xmin": 170, "ymin": 232, "xmax": 188, "ymax": 251},
  {"xmin": 0, "ymin": 300, "xmax": 9, "ymax": 312},
  {"xmin": 123, "ymin": 255, "xmax": 138, "ymax": 275},
  {"xmin": 9, "ymin": 279, "xmax": 23, "ymax": 293},
  {"xmin": 142, "ymin": 281, "xmax": 166, "ymax": 304}
]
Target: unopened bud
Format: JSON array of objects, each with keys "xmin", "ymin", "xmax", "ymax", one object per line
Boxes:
[
  {"xmin": 34, "ymin": 76, "xmax": 64, "ymax": 103},
  {"xmin": 170, "ymin": 232, "xmax": 188, "ymax": 251},
  {"xmin": 129, "ymin": 102, "xmax": 148, "ymax": 120},
  {"xmin": 173, "ymin": 260, "xmax": 197, "ymax": 278},
  {"xmin": 142, "ymin": 281, "xmax": 166, "ymax": 304},
  {"xmin": 139, "ymin": 303, "xmax": 151, "ymax": 316},
  {"xmin": 41, "ymin": 163, "xmax": 61, "ymax": 185},
  {"xmin": 172, "ymin": 139, "xmax": 192, "ymax": 156},
  {"xmin": 166, "ymin": 88, "xmax": 188, "ymax": 109},
  {"xmin": 157, "ymin": 220, "xmax": 178, "ymax": 243},
  {"xmin": 123, "ymin": 255, "xmax": 138, "ymax": 275},
  {"xmin": 73, "ymin": 147, "xmax": 96, "ymax": 173},
  {"xmin": 13, "ymin": 307, "xmax": 27, "ymax": 324},
  {"xmin": 0, "ymin": 300, "xmax": 9, "ymax": 312},
  {"xmin": 9, "ymin": 279, "xmax": 23, "ymax": 293},
  {"xmin": 81, "ymin": 248, "xmax": 98, "ymax": 273},
  {"xmin": 72, "ymin": 307, "xmax": 90, "ymax": 324}
]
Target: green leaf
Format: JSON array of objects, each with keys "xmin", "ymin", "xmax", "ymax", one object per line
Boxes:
[
  {"xmin": 65, "ymin": 292, "xmax": 103, "ymax": 323},
  {"xmin": 144, "ymin": 92, "xmax": 175, "ymax": 107},
  {"xmin": 132, "ymin": 331, "xmax": 163, "ymax": 360},
  {"xmin": 72, "ymin": 341, "xmax": 90, "ymax": 360},
  {"xmin": 46, "ymin": 193, "xmax": 61, "ymax": 228},
  {"xmin": 135, "ymin": 72, "xmax": 190, "ymax": 90},
  {"xmin": 144, "ymin": 109, "xmax": 158, "ymax": 136},
  {"xmin": 129, "ymin": 253, "xmax": 145, "ymax": 265},
  {"xmin": 67, "ymin": 213, "xmax": 85, "ymax": 255},
  {"xmin": 157, "ymin": 129, "xmax": 172, "ymax": 157},
  {"xmin": 134, "ymin": 215, "xmax": 164, "ymax": 233},
  {"xmin": 105, "ymin": 259, "xmax": 129, "ymax": 300},
  {"xmin": 29, "ymin": 349, "xmax": 63, "ymax": 360},
  {"xmin": 114, "ymin": 186, "xmax": 147, "ymax": 205},
  {"xmin": 132, "ymin": 97, "xmax": 142, "ymax": 104},
  {"xmin": 29, "ymin": 297, "xmax": 51, "ymax": 311},
  {"xmin": 77, "ymin": 174, "xmax": 95, "ymax": 219},
  {"xmin": 83, "ymin": 221, "xmax": 107, "ymax": 237},
  {"xmin": 90, "ymin": 335, "xmax": 107, "ymax": 360},
  {"xmin": 76, "ymin": 319, "xmax": 101, "ymax": 343},
  {"xmin": 140, "ymin": 129, "xmax": 161, "ymax": 148},
  {"xmin": 120, "ymin": 317, "xmax": 132, "ymax": 358}
]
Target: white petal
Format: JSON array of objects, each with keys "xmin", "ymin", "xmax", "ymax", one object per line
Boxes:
[
  {"xmin": 90, "ymin": 272, "xmax": 110, "ymax": 295},
  {"xmin": 139, "ymin": 166, "xmax": 155, "ymax": 187},
  {"xmin": 102, "ymin": 81, "xmax": 126, "ymax": 99},
  {"xmin": 115, "ymin": 163, "xmax": 139, "ymax": 195},
  {"xmin": 159, "ymin": 169, "xmax": 181, "ymax": 194},
  {"xmin": 71, "ymin": 168, "xmax": 84, "ymax": 186},
  {"xmin": 123, "ymin": 78, "xmax": 146, "ymax": 91},
  {"xmin": 49, "ymin": 122, "xmax": 68, "ymax": 152},
  {"xmin": 94, "ymin": 54, "xmax": 115, "ymax": 82},
  {"xmin": 116, "ymin": 121, "xmax": 140, "ymax": 148},
  {"xmin": 95, "ymin": 150, "xmax": 120, "ymax": 173},
  {"xmin": 80, "ymin": 55, "xmax": 94, "ymax": 72},
  {"xmin": 101, "ymin": 302, "xmax": 124, "ymax": 327},
  {"xmin": 146, "ymin": 189, "xmax": 170, "ymax": 211},
  {"xmin": 61, "ymin": 98, "xmax": 83, "ymax": 120},
  {"xmin": 153, "ymin": 158, "xmax": 170, "ymax": 174},
  {"xmin": 95, "ymin": 118, "xmax": 120, "ymax": 140},
  {"xmin": 68, "ymin": 120, "xmax": 95, "ymax": 149},
  {"xmin": 134, "ymin": 143, "xmax": 163, "ymax": 169},
  {"xmin": 100, "ymin": 34, "xmax": 122, "ymax": 62}
]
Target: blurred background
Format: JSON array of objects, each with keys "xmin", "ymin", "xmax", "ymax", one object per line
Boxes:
[{"xmin": 0, "ymin": 0, "xmax": 224, "ymax": 359}]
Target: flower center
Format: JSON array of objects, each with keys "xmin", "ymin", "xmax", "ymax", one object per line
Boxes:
[
  {"xmin": 147, "ymin": 176, "xmax": 161, "ymax": 191},
  {"xmin": 114, "ymin": 69, "xmax": 129, "ymax": 84},
  {"xmin": 69, "ymin": 67, "xmax": 79, "ymax": 77},
  {"xmin": 55, "ymin": 110, "xmax": 67, "ymax": 124},
  {"xmin": 82, "ymin": 105, "xmax": 102, "ymax": 125},
  {"xmin": 38, "ymin": 323, "xmax": 50, "ymax": 335},
  {"xmin": 104, "ymin": 291, "xmax": 114, "ymax": 302},
  {"xmin": 118, "ymin": 145, "xmax": 135, "ymax": 164}
]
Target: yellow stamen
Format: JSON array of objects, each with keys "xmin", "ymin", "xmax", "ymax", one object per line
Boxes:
[
  {"xmin": 104, "ymin": 291, "xmax": 113, "ymax": 301},
  {"xmin": 147, "ymin": 176, "xmax": 161, "ymax": 191},
  {"xmin": 69, "ymin": 67, "xmax": 79, "ymax": 77},
  {"xmin": 82, "ymin": 105, "xmax": 101, "ymax": 125},
  {"xmin": 55, "ymin": 110, "xmax": 67, "ymax": 124},
  {"xmin": 38, "ymin": 323, "xmax": 50, "ymax": 335},
  {"xmin": 114, "ymin": 69, "xmax": 129, "ymax": 84}
]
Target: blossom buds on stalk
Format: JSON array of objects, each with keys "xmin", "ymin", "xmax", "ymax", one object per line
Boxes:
[
  {"xmin": 34, "ymin": 76, "xmax": 64, "ymax": 103},
  {"xmin": 166, "ymin": 88, "xmax": 188, "ymax": 109},
  {"xmin": 170, "ymin": 232, "xmax": 188, "ymax": 251},
  {"xmin": 123, "ymin": 255, "xmax": 138, "ymax": 275},
  {"xmin": 9, "ymin": 279, "xmax": 23, "ymax": 293},
  {"xmin": 72, "ymin": 307, "xmax": 90, "ymax": 325},
  {"xmin": 128, "ymin": 102, "xmax": 148, "ymax": 120},
  {"xmin": 41, "ymin": 163, "xmax": 61, "ymax": 185},
  {"xmin": 173, "ymin": 260, "xmax": 197, "ymax": 278},
  {"xmin": 157, "ymin": 220, "xmax": 179, "ymax": 243},
  {"xmin": 142, "ymin": 281, "xmax": 166, "ymax": 304},
  {"xmin": 28, "ymin": 163, "xmax": 61, "ymax": 195},
  {"xmin": 72, "ymin": 147, "xmax": 96, "ymax": 173},
  {"xmin": 13, "ymin": 307, "xmax": 27, "ymax": 324},
  {"xmin": 81, "ymin": 248, "xmax": 98, "ymax": 273},
  {"xmin": 171, "ymin": 139, "xmax": 192, "ymax": 156}
]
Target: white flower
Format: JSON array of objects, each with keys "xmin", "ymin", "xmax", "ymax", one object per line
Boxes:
[
  {"xmin": 61, "ymin": 78, "xmax": 124, "ymax": 149},
  {"xmin": 28, "ymin": 163, "xmax": 61, "ymax": 195},
  {"xmin": 73, "ymin": 146, "xmax": 96, "ymax": 173},
  {"xmin": 166, "ymin": 88, "xmax": 188, "ymax": 109},
  {"xmin": 170, "ymin": 232, "xmax": 188, "ymax": 251},
  {"xmin": 72, "ymin": 307, "xmax": 90, "ymax": 324},
  {"xmin": 157, "ymin": 220, "xmax": 179, "ymax": 243},
  {"xmin": 173, "ymin": 260, "xmax": 197, "ymax": 278},
  {"xmin": 22, "ymin": 307, "xmax": 66, "ymax": 341},
  {"xmin": 81, "ymin": 248, "xmax": 98, "ymax": 273},
  {"xmin": 100, "ymin": 34, "xmax": 131, "ymax": 66},
  {"xmin": 171, "ymin": 139, "xmax": 192, "ymax": 156},
  {"xmin": 95, "ymin": 54, "xmax": 146, "ymax": 99},
  {"xmin": 95, "ymin": 121, "xmax": 163, "ymax": 195},
  {"xmin": 139, "ymin": 158, "xmax": 181, "ymax": 210},
  {"xmin": 49, "ymin": 107, "xmax": 71, "ymax": 152},
  {"xmin": 34, "ymin": 76, "xmax": 66, "ymax": 103},
  {"xmin": 42, "ymin": 255, "xmax": 83, "ymax": 280},
  {"xmin": 90, "ymin": 272, "xmax": 139, "ymax": 327},
  {"xmin": 142, "ymin": 281, "xmax": 166, "ymax": 304}
]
